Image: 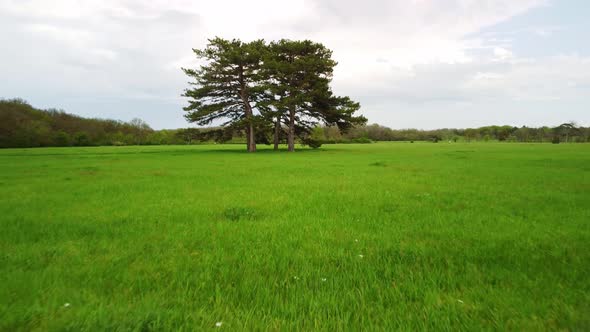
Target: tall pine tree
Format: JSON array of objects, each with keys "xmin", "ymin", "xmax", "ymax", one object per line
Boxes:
[
  {"xmin": 182, "ymin": 38, "xmax": 266, "ymax": 152},
  {"xmin": 264, "ymin": 39, "xmax": 365, "ymax": 151},
  {"xmin": 264, "ymin": 40, "xmax": 335, "ymax": 151}
]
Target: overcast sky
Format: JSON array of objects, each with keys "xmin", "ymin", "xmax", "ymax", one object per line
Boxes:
[{"xmin": 1, "ymin": 0, "xmax": 589, "ymax": 129}]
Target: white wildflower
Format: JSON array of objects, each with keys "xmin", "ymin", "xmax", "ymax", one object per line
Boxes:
[
  {"xmin": 358, "ymin": 254, "xmax": 364, "ymax": 258},
  {"xmin": 321, "ymin": 278, "xmax": 327, "ymax": 282},
  {"xmin": 63, "ymin": 303, "xmax": 71, "ymax": 307},
  {"xmin": 215, "ymin": 322, "xmax": 222, "ymax": 327}
]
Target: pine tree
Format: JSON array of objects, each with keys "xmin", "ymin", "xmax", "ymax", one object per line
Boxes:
[
  {"xmin": 264, "ymin": 40, "xmax": 365, "ymax": 151},
  {"xmin": 182, "ymin": 38, "xmax": 266, "ymax": 152}
]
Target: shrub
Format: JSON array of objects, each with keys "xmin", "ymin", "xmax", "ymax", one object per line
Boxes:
[
  {"xmin": 74, "ymin": 132, "xmax": 90, "ymax": 146},
  {"xmin": 302, "ymin": 138, "xmax": 323, "ymax": 149},
  {"xmin": 54, "ymin": 131, "xmax": 70, "ymax": 146},
  {"xmin": 352, "ymin": 137, "xmax": 372, "ymax": 144}
]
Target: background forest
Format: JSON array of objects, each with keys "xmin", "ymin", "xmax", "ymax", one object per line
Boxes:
[{"xmin": 1, "ymin": 98, "xmax": 588, "ymax": 148}]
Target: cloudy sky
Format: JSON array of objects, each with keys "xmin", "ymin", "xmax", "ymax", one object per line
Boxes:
[{"xmin": 1, "ymin": 0, "xmax": 589, "ymax": 129}]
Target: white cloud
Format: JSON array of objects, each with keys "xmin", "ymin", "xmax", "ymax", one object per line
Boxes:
[
  {"xmin": 0, "ymin": 0, "xmax": 588, "ymax": 129},
  {"xmin": 493, "ymin": 47, "xmax": 514, "ymax": 61},
  {"xmin": 474, "ymin": 72, "xmax": 504, "ymax": 81}
]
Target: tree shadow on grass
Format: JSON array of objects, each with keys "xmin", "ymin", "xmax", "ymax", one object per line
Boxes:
[
  {"xmin": 199, "ymin": 147, "xmax": 335, "ymax": 154},
  {"xmin": 0, "ymin": 145, "xmax": 350, "ymax": 157}
]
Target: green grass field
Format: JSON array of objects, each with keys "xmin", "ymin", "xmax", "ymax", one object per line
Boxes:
[{"xmin": 1, "ymin": 143, "xmax": 589, "ymax": 331}]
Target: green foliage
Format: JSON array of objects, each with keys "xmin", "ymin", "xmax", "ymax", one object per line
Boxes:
[
  {"xmin": 301, "ymin": 138, "xmax": 322, "ymax": 149},
  {"xmin": 430, "ymin": 134, "xmax": 442, "ymax": 143},
  {"xmin": 351, "ymin": 137, "xmax": 372, "ymax": 144},
  {"xmin": 182, "ymin": 38, "xmax": 268, "ymax": 152},
  {"xmin": 0, "ymin": 99, "xmax": 154, "ymax": 148},
  {"xmin": 54, "ymin": 131, "xmax": 71, "ymax": 146},
  {"xmin": 73, "ymin": 132, "xmax": 91, "ymax": 146},
  {"xmin": 263, "ymin": 39, "xmax": 365, "ymax": 150},
  {"xmin": 2, "ymin": 99, "xmax": 588, "ymax": 148},
  {"xmin": 310, "ymin": 123, "xmax": 590, "ymax": 143},
  {"xmin": 1, "ymin": 143, "xmax": 589, "ymax": 330},
  {"xmin": 182, "ymin": 38, "xmax": 365, "ymax": 151},
  {"xmin": 264, "ymin": 39, "xmax": 336, "ymax": 123}
]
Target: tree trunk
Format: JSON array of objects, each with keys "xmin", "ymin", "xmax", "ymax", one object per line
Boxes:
[
  {"xmin": 245, "ymin": 126, "xmax": 251, "ymax": 151},
  {"xmin": 273, "ymin": 116, "xmax": 280, "ymax": 151},
  {"xmin": 245, "ymin": 126, "xmax": 250, "ymax": 152},
  {"xmin": 248, "ymin": 121, "xmax": 256, "ymax": 152},
  {"xmin": 238, "ymin": 66, "xmax": 256, "ymax": 153},
  {"xmin": 287, "ymin": 107, "xmax": 295, "ymax": 152},
  {"xmin": 242, "ymin": 100, "xmax": 256, "ymax": 152}
]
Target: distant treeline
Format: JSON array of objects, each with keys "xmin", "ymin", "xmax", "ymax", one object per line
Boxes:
[
  {"xmin": 0, "ymin": 99, "xmax": 183, "ymax": 148},
  {"xmin": 1, "ymin": 99, "xmax": 588, "ymax": 148},
  {"xmin": 317, "ymin": 123, "xmax": 590, "ymax": 143}
]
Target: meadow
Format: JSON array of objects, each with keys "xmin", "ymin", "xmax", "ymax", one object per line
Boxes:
[{"xmin": 1, "ymin": 142, "xmax": 589, "ymax": 331}]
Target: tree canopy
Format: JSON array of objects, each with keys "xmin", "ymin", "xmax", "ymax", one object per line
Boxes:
[
  {"xmin": 182, "ymin": 37, "xmax": 366, "ymax": 152},
  {"xmin": 182, "ymin": 38, "xmax": 267, "ymax": 152}
]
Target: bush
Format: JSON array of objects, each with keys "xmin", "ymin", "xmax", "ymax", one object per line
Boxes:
[
  {"xmin": 351, "ymin": 137, "xmax": 372, "ymax": 144},
  {"xmin": 552, "ymin": 137, "xmax": 560, "ymax": 144},
  {"xmin": 302, "ymin": 138, "xmax": 323, "ymax": 149},
  {"xmin": 54, "ymin": 131, "xmax": 70, "ymax": 146},
  {"xmin": 74, "ymin": 132, "xmax": 91, "ymax": 146}
]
